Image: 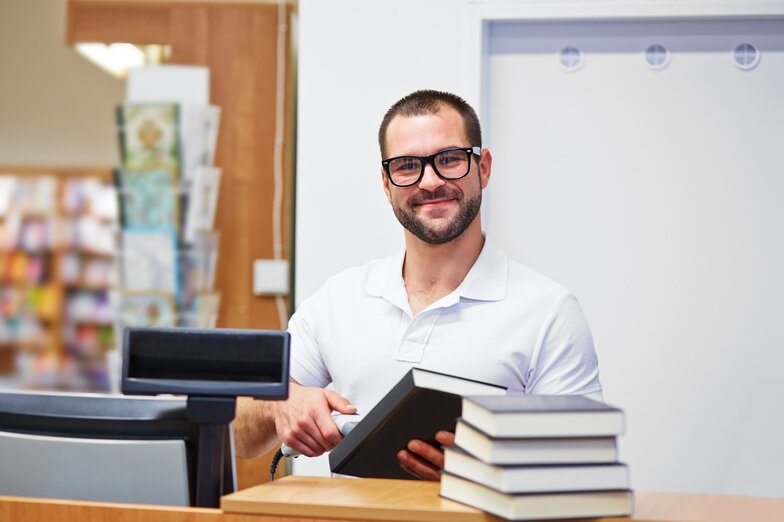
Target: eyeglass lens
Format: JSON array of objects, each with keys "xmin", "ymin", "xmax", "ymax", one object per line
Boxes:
[{"xmin": 388, "ymin": 149, "xmax": 471, "ymax": 186}]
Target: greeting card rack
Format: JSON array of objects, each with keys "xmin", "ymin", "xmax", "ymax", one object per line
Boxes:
[{"xmin": 113, "ymin": 101, "xmax": 222, "ymax": 374}]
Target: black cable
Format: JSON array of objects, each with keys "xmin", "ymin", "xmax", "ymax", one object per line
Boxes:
[{"xmin": 269, "ymin": 448, "xmax": 284, "ymax": 481}]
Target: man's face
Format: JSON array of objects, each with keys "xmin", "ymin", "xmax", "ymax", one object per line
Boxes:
[{"xmin": 382, "ymin": 107, "xmax": 490, "ymax": 245}]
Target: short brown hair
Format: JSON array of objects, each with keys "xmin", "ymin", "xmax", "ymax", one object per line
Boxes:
[{"xmin": 378, "ymin": 90, "xmax": 482, "ymax": 158}]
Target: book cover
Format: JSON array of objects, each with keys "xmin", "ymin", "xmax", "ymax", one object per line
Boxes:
[
  {"xmin": 328, "ymin": 367, "xmax": 505, "ymax": 480},
  {"xmin": 462, "ymin": 394, "xmax": 625, "ymax": 438},
  {"xmin": 444, "ymin": 446, "xmax": 629, "ymax": 494},
  {"xmin": 440, "ymin": 472, "xmax": 633, "ymax": 521}
]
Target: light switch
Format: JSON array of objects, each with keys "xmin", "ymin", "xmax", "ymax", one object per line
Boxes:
[{"xmin": 253, "ymin": 259, "xmax": 289, "ymax": 295}]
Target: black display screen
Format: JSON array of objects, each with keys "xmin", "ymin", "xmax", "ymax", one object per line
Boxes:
[{"xmin": 125, "ymin": 328, "xmax": 287, "ymax": 383}]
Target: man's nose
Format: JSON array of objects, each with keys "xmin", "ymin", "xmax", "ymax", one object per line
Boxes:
[{"xmin": 418, "ymin": 162, "xmax": 445, "ymax": 191}]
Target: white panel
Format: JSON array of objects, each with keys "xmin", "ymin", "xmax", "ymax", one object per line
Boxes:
[
  {"xmin": 126, "ymin": 65, "xmax": 210, "ymax": 105},
  {"xmin": 485, "ymin": 18, "xmax": 784, "ymax": 496},
  {"xmin": 0, "ymin": 431, "xmax": 190, "ymax": 505}
]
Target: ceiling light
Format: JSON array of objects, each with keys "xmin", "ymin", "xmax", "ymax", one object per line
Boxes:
[{"xmin": 75, "ymin": 43, "xmax": 171, "ymax": 78}]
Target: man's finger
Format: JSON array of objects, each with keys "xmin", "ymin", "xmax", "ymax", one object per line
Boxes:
[
  {"xmin": 397, "ymin": 449, "xmax": 440, "ymax": 481},
  {"xmin": 323, "ymin": 389, "xmax": 357, "ymax": 414},
  {"xmin": 284, "ymin": 429, "xmax": 326, "ymax": 457},
  {"xmin": 313, "ymin": 407, "xmax": 343, "ymax": 447},
  {"xmin": 407, "ymin": 439, "xmax": 445, "ymax": 469},
  {"xmin": 435, "ymin": 431, "xmax": 455, "ymax": 446}
]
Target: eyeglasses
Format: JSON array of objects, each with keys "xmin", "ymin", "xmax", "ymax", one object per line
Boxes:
[{"xmin": 382, "ymin": 146, "xmax": 481, "ymax": 187}]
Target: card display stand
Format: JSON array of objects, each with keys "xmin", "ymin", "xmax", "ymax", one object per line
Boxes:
[{"xmin": 113, "ymin": 101, "xmax": 222, "ymax": 353}]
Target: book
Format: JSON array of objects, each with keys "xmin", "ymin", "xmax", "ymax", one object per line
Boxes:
[
  {"xmin": 453, "ymin": 418, "xmax": 618, "ymax": 465},
  {"xmin": 328, "ymin": 367, "xmax": 506, "ymax": 479},
  {"xmin": 0, "ymin": 176, "xmax": 16, "ymax": 215},
  {"xmin": 444, "ymin": 446, "xmax": 629, "ymax": 493},
  {"xmin": 440, "ymin": 472, "xmax": 633, "ymax": 520},
  {"xmin": 461, "ymin": 394, "xmax": 624, "ymax": 438}
]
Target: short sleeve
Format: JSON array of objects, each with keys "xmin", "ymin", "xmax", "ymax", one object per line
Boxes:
[
  {"xmin": 287, "ymin": 291, "xmax": 331, "ymax": 387},
  {"xmin": 526, "ymin": 293, "xmax": 603, "ymax": 397}
]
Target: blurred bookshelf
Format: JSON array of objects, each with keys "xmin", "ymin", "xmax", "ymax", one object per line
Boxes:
[
  {"xmin": 0, "ymin": 168, "xmax": 118, "ymax": 391},
  {"xmin": 1, "ymin": 160, "xmax": 220, "ymax": 392}
]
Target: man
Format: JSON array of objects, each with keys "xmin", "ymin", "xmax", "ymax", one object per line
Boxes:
[{"xmin": 233, "ymin": 90, "xmax": 602, "ymax": 480}]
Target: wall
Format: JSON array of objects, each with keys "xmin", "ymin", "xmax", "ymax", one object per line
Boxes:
[
  {"xmin": 295, "ymin": 0, "xmax": 783, "ymax": 495},
  {"xmin": 295, "ymin": 0, "xmax": 468, "ymax": 300},
  {"xmin": 0, "ymin": 0, "xmax": 123, "ymax": 166}
]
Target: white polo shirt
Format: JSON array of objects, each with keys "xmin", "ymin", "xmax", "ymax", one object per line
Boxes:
[{"xmin": 289, "ymin": 242, "xmax": 603, "ymax": 414}]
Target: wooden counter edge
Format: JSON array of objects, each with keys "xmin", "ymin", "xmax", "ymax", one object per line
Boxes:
[{"xmin": 0, "ymin": 494, "xmax": 224, "ymax": 522}]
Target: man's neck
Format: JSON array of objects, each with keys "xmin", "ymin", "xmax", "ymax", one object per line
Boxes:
[{"xmin": 402, "ymin": 221, "xmax": 485, "ymax": 315}]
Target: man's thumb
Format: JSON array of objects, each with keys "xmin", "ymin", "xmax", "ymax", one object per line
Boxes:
[{"xmin": 324, "ymin": 390, "xmax": 357, "ymax": 413}]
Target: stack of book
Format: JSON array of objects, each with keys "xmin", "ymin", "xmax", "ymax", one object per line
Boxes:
[{"xmin": 440, "ymin": 394, "xmax": 633, "ymax": 520}]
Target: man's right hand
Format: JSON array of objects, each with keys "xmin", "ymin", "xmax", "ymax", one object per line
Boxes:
[{"xmin": 273, "ymin": 382, "xmax": 356, "ymax": 457}]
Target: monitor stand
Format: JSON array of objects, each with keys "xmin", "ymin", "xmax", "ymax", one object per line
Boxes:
[{"xmin": 186, "ymin": 396, "xmax": 236, "ymax": 508}]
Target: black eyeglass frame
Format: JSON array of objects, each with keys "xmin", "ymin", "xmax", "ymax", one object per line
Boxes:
[{"xmin": 382, "ymin": 146, "xmax": 482, "ymax": 187}]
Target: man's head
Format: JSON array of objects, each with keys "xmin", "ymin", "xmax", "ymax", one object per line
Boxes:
[{"xmin": 379, "ymin": 90, "xmax": 491, "ymax": 245}]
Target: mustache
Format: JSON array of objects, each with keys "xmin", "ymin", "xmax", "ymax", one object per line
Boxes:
[{"xmin": 409, "ymin": 187, "xmax": 462, "ymax": 206}]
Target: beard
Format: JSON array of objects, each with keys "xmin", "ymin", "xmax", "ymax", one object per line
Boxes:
[{"xmin": 392, "ymin": 185, "xmax": 482, "ymax": 244}]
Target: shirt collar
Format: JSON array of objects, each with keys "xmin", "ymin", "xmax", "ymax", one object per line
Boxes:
[
  {"xmin": 364, "ymin": 238, "xmax": 508, "ymax": 303},
  {"xmin": 363, "ymin": 248, "xmax": 408, "ymax": 312},
  {"xmin": 458, "ymin": 240, "xmax": 508, "ymax": 301}
]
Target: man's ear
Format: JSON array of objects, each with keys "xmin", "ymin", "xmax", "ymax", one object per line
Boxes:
[
  {"xmin": 478, "ymin": 148, "xmax": 493, "ymax": 189},
  {"xmin": 381, "ymin": 168, "xmax": 392, "ymax": 202}
]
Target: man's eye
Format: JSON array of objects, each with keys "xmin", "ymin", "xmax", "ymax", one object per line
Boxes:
[
  {"xmin": 394, "ymin": 160, "xmax": 419, "ymax": 172},
  {"xmin": 438, "ymin": 154, "xmax": 464, "ymax": 167}
]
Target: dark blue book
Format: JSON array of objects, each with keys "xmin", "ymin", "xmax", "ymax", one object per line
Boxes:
[{"xmin": 461, "ymin": 394, "xmax": 624, "ymax": 438}]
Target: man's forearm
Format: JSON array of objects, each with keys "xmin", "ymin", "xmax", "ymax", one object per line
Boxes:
[{"xmin": 232, "ymin": 397, "xmax": 280, "ymax": 458}]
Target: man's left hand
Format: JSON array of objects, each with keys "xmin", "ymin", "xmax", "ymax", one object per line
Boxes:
[{"xmin": 397, "ymin": 430, "xmax": 455, "ymax": 480}]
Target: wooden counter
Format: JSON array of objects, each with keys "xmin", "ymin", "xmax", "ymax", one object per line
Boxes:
[
  {"xmin": 2, "ymin": 475, "xmax": 783, "ymax": 522},
  {"xmin": 220, "ymin": 476, "xmax": 784, "ymax": 522}
]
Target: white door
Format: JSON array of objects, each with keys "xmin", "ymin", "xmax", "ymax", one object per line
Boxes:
[{"xmin": 484, "ymin": 18, "xmax": 784, "ymax": 496}]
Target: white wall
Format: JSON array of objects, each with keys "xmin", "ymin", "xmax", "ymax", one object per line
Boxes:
[
  {"xmin": 295, "ymin": 0, "xmax": 468, "ymax": 299},
  {"xmin": 295, "ymin": 0, "xmax": 783, "ymax": 496}
]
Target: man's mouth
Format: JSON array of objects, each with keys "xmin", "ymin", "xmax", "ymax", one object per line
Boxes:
[
  {"xmin": 411, "ymin": 188, "xmax": 461, "ymax": 207},
  {"xmin": 417, "ymin": 198, "xmax": 453, "ymax": 206}
]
